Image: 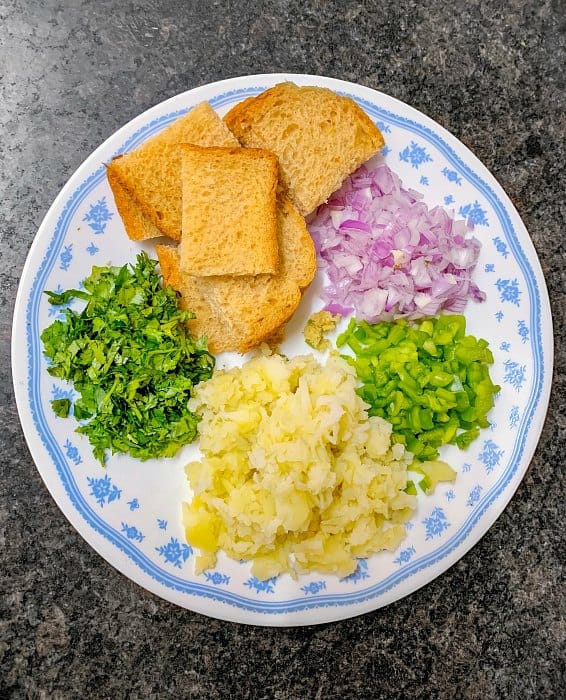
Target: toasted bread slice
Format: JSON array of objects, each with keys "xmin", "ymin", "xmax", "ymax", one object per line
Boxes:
[
  {"xmin": 157, "ymin": 197, "xmax": 316, "ymax": 354},
  {"xmin": 178, "ymin": 145, "xmax": 279, "ymax": 277},
  {"xmin": 107, "ymin": 101, "xmax": 239, "ymax": 241},
  {"xmin": 224, "ymin": 82, "xmax": 385, "ymax": 216}
]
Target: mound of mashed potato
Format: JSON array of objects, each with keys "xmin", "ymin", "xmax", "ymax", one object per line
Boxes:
[{"xmin": 183, "ymin": 352, "xmax": 416, "ymax": 580}]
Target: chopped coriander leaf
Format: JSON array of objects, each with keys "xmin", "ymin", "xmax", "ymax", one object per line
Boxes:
[
  {"xmin": 51, "ymin": 398, "xmax": 71, "ymax": 418},
  {"xmin": 41, "ymin": 252, "xmax": 215, "ymax": 465}
]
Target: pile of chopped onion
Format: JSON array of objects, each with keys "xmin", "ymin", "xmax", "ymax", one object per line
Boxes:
[{"xmin": 308, "ymin": 162, "xmax": 485, "ymax": 322}]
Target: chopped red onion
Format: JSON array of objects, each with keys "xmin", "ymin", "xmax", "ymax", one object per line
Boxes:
[{"xmin": 308, "ymin": 163, "xmax": 486, "ymax": 321}]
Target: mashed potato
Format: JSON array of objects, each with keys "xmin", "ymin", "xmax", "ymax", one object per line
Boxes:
[{"xmin": 183, "ymin": 352, "xmax": 416, "ymax": 580}]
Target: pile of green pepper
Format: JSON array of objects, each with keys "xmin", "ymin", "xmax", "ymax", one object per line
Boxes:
[{"xmin": 337, "ymin": 314, "xmax": 500, "ymax": 462}]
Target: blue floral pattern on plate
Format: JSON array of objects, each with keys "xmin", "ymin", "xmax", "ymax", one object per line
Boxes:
[
  {"xmin": 83, "ymin": 197, "xmax": 113, "ymax": 234},
  {"xmin": 155, "ymin": 538, "xmax": 192, "ymax": 569},
  {"xmin": 11, "ymin": 74, "xmax": 552, "ymax": 626},
  {"xmin": 87, "ymin": 474, "xmax": 121, "ymax": 507}
]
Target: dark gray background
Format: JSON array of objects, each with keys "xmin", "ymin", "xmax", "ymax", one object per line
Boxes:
[{"xmin": 1, "ymin": 1, "xmax": 565, "ymax": 698}]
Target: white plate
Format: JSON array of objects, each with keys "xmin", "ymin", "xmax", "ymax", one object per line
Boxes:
[{"xmin": 12, "ymin": 74, "xmax": 553, "ymax": 626}]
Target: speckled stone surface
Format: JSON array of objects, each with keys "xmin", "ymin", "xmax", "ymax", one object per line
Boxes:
[{"xmin": 1, "ymin": 1, "xmax": 565, "ymax": 697}]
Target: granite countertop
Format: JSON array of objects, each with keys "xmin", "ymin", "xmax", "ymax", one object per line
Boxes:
[{"xmin": 1, "ymin": 1, "xmax": 564, "ymax": 697}]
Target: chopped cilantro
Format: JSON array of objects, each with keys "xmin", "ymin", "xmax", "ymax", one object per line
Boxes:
[
  {"xmin": 51, "ymin": 398, "xmax": 71, "ymax": 418},
  {"xmin": 41, "ymin": 252, "xmax": 215, "ymax": 465}
]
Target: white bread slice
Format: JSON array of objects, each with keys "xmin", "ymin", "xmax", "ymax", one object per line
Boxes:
[
  {"xmin": 107, "ymin": 101, "xmax": 239, "ymax": 241},
  {"xmin": 156, "ymin": 197, "xmax": 316, "ymax": 354},
  {"xmin": 224, "ymin": 82, "xmax": 385, "ymax": 216},
  {"xmin": 178, "ymin": 145, "xmax": 279, "ymax": 277}
]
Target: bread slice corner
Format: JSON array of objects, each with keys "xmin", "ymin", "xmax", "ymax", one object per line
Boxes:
[{"xmin": 106, "ymin": 160, "xmax": 166, "ymax": 241}]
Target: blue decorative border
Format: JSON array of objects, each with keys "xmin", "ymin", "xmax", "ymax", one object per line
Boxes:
[{"xmin": 24, "ymin": 85, "xmax": 546, "ymax": 615}]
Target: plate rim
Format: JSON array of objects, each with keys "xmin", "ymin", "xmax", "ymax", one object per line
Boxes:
[{"xmin": 11, "ymin": 72, "xmax": 554, "ymax": 626}]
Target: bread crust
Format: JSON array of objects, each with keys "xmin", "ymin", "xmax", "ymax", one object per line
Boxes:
[{"xmin": 106, "ymin": 161, "xmax": 166, "ymax": 241}]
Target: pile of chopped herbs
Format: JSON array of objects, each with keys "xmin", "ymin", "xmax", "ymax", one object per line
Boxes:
[
  {"xmin": 337, "ymin": 314, "xmax": 500, "ymax": 462},
  {"xmin": 41, "ymin": 252, "xmax": 215, "ymax": 465}
]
